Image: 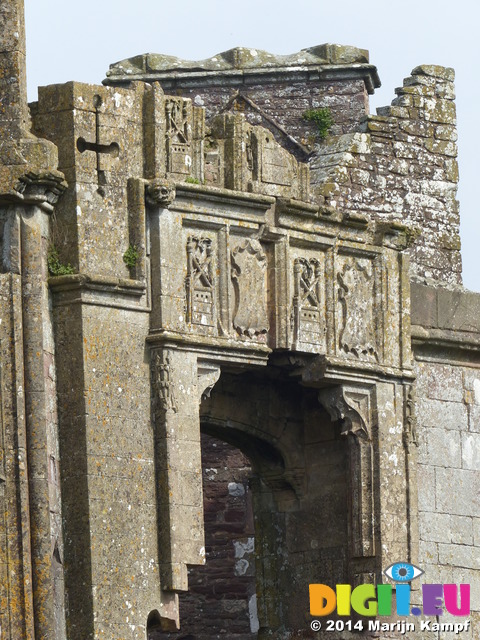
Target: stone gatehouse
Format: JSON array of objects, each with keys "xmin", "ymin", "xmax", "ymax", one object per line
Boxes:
[{"xmin": 0, "ymin": 1, "xmax": 478, "ymax": 639}]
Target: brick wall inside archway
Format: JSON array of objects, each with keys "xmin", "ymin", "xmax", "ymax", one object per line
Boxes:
[{"xmin": 151, "ymin": 433, "xmax": 257, "ymax": 640}]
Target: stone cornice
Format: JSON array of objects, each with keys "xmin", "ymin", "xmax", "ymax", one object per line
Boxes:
[
  {"xmin": 105, "ymin": 63, "xmax": 381, "ymax": 95},
  {"xmin": 105, "ymin": 44, "xmax": 381, "ymax": 94}
]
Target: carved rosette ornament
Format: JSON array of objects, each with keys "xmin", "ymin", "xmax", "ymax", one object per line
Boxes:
[
  {"xmin": 319, "ymin": 385, "xmax": 375, "ymax": 559},
  {"xmin": 231, "ymin": 238, "xmax": 269, "ymax": 338}
]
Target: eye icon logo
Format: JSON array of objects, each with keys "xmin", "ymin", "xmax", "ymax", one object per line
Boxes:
[{"xmin": 384, "ymin": 562, "xmax": 424, "ymax": 582}]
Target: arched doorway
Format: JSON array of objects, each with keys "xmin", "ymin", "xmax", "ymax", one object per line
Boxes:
[{"xmin": 150, "ymin": 368, "xmax": 352, "ymax": 639}]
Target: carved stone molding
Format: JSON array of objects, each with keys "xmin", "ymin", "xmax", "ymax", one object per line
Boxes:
[
  {"xmin": 318, "ymin": 385, "xmax": 372, "ymax": 441},
  {"xmin": 292, "ymin": 257, "xmax": 324, "ymax": 350},
  {"xmin": 151, "ymin": 351, "xmax": 178, "ymax": 418},
  {"xmin": 146, "ymin": 180, "xmax": 176, "ymax": 208},
  {"xmin": 11, "ymin": 171, "xmax": 67, "ymax": 212},
  {"xmin": 231, "ymin": 238, "xmax": 269, "ymax": 338},
  {"xmin": 165, "ymin": 98, "xmax": 192, "ymax": 176},
  {"xmin": 404, "ymin": 382, "xmax": 418, "ymax": 450},
  {"xmin": 319, "ymin": 384, "xmax": 375, "ymax": 559}
]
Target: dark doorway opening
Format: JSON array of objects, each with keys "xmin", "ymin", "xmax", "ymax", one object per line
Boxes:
[{"xmin": 150, "ymin": 432, "xmax": 257, "ymax": 640}]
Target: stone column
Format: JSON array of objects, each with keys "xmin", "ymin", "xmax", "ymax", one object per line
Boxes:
[
  {"xmin": 151, "ymin": 348, "xmax": 220, "ymax": 594},
  {"xmin": 18, "ymin": 174, "xmax": 67, "ymax": 640},
  {"xmin": 0, "ymin": 172, "xmax": 66, "ymax": 640},
  {"xmin": 319, "ymin": 380, "xmax": 415, "ymax": 585}
]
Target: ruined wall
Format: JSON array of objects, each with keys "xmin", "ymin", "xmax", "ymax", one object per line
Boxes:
[
  {"xmin": 411, "ymin": 284, "xmax": 480, "ymax": 638},
  {"xmin": 105, "ymin": 45, "xmax": 379, "ymax": 159},
  {"xmin": 166, "ymin": 78, "xmax": 369, "ymax": 154},
  {"xmin": 312, "ymin": 65, "xmax": 460, "ymax": 284}
]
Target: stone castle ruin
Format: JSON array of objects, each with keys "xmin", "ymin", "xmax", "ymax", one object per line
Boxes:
[{"xmin": 0, "ymin": 1, "xmax": 478, "ymax": 638}]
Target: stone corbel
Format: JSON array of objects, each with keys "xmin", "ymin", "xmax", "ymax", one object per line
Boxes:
[
  {"xmin": 318, "ymin": 385, "xmax": 375, "ymax": 559},
  {"xmin": 197, "ymin": 361, "xmax": 221, "ymax": 403},
  {"xmin": 145, "ymin": 179, "xmax": 176, "ymax": 208}
]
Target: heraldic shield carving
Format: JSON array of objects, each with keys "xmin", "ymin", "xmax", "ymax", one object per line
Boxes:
[{"xmin": 231, "ymin": 238, "xmax": 269, "ymax": 338}]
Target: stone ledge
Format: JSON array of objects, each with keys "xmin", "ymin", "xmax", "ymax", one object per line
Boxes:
[
  {"xmin": 49, "ymin": 273, "xmax": 148, "ymax": 311},
  {"xmin": 411, "ymin": 282, "xmax": 480, "ymax": 334},
  {"xmin": 174, "ymin": 181, "xmax": 275, "ymax": 209},
  {"xmin": 146, "ymin": 329, "xmax": 271, "ymax": 367},
  {"xmin": 105, "ymin": 50, "xmax": 381, "ymax": 94},
  {"xmin": 411, "ymin": 283, "xmax": 480, "ymax": 361}
]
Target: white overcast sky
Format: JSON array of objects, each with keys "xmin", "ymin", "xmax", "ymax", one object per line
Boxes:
[{"xmin": 24, "ymin": 0, "xmax": 478, "ymax": 290}]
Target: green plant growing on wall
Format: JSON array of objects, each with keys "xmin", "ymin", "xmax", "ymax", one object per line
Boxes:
[
  {"xmin": 47, "ymin": 247, "xmax": 75, "ymax": 276},
  {"xmin": 123, "ymin": 244, "xmax": 140, "ymax": 269},
  {"xmin": 302, "ymin": 107, "xmax": 334, "ymax": 140},
  {"xmin": 185, "ymin": 176, "xmax": 200, "ymax": 184}
]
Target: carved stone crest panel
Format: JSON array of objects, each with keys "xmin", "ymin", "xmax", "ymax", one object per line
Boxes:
[
  {"xmin": 291, "ymin": 257, "xmax": 326, "ymax": 352},
  {"xmin": 186, "ymin": 235, "xmax": 216, "ymax": 328},
  {"xmin": 231, "ymin": 238, "xmax": 269, "ymax": 338},
  {"xmin": 337, "ymin": 256, "xmax": 378, "ymax": 361},
  {"xmin": 165, "ymin": 98, "xmax": 192, "ymax": 176}
]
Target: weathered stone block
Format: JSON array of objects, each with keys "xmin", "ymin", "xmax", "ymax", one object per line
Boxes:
[
  {"xmin": 461, "ymin": 432, "xmax": 480, "ymax": 470},
  {"xmin": 417, "ymin": 398, "xmax": 468, "ymax": 431},
  {"xmin": 438, "ymin": 542, "xmax": 480, "ymax": 570},
  {"xmin": 418, "ymin": 427, "xmax": 461, "ymax": 468},
  {"xmin": 412, "ymin": 65, "xmax": 455, "ymax": 82},
  {"xmin": 450, "ymin": 515, "xmax": 474, "ymax": 545},
  {"xmin": 419, "ymin": 511, "xmax": 451, "ymax": 543},
  {"xmin": 436, "ymin": 468, "xmax": 480, "ymax": 517},
  {"xmin": 416, "ymin": 362, "xmax": 465, "ymax": 402}
]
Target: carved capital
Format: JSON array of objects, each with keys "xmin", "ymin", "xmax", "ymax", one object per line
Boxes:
[
  {"xmin": 146, "ymin": 180, "xmax": 176, "ymax": 208},
  {"xmin": 13, "ymin": 171, "xmax": 67, "ymax": 211},
  {"xmin": 318, "ymin": 385, "xmax": 372, "ymax": 441}
]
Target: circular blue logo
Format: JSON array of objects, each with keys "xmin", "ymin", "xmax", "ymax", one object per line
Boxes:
[{"xmin": 384, "ymin": 562, "xmax": 424, "ymax": 582}]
